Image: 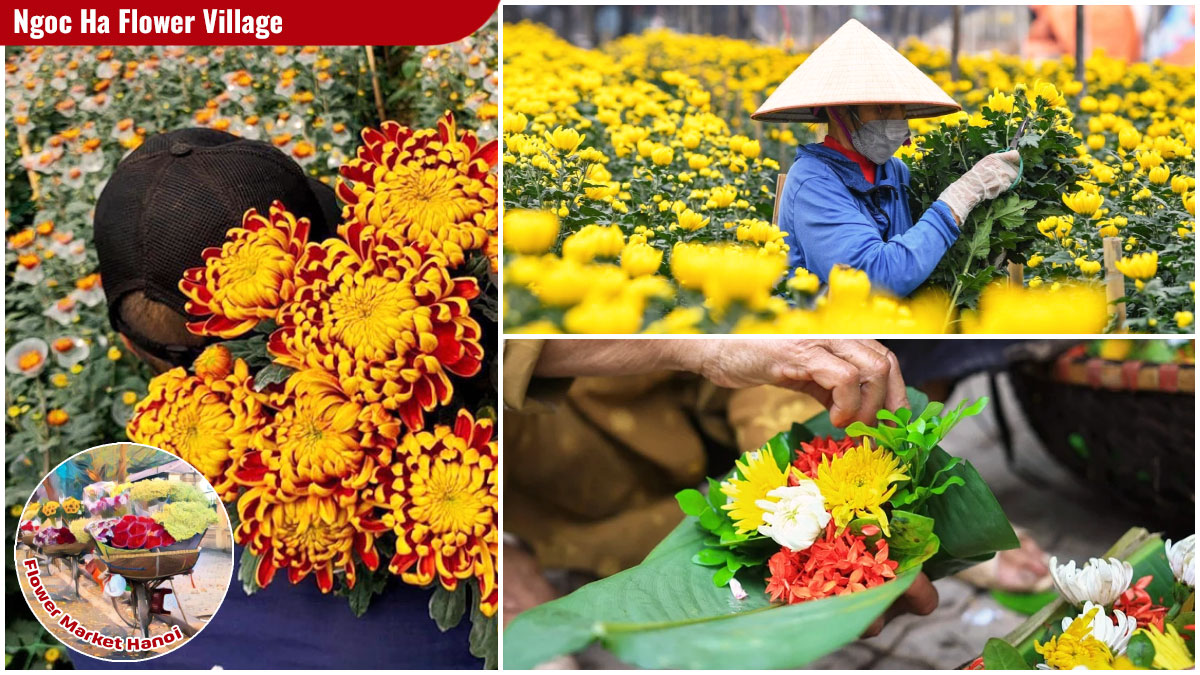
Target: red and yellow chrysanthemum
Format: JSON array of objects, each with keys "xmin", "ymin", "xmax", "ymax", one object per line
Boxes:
[
  {"xmin": 764, "ymin": 521, "xmax": 898, "ymax": 605},
  {"xmin": 376, "ymin": 410, "xmax": 497, "ymax": 616},
  {"xmin": 239, "ymin": 368, "xmax": 399, "ymax": 502},
  {"xmin": 180, "ymin": 200, "xmax": 310, "ymax": 338},
  {"xmin": 236, "ymin": 486, "xmax": 387, "ymax": 593},
  {"xmin": 268, "ymin": 222, "xmax": 484, "ymax": 431},
  {"xmin": 336, "ymin": 112, "xmax": 498, "ymax": 267},
  {"xmin": 127, "ymin": 352, "xmax": 269, "ymax": 501}
]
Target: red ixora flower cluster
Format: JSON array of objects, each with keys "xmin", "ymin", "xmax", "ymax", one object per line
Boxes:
[
  {"xmin": 106, "ymin": 515, "xmax": 175, "ymax": 550},
  {"xmin": 765, "ymin": 521, "xmax": 899, "ymax": 604},
  {"xmin": 790, "ymin": 436, "xmax": 856, "ymax": 481},
  {"xmin": 19, "ymin": 520, "xmax": 35, "ymax": 532},
  {"xmin": 1113, "ymin": 574, "xmax": 1168, "ymax": 631}
]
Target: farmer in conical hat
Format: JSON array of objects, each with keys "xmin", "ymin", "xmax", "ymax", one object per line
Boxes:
[{"xmin": 754, "ymin": 19, "xmax": 1022, "ymax": 296}]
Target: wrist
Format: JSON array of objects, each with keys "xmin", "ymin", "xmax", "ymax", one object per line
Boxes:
[{"xmin": 662, "ymin": 339, "xmax": 710, "ymax": 377}]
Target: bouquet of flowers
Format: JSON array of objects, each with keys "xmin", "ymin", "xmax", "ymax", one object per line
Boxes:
[
  {"xmin": 972, "ymin": 529, "xmax": 1194, "ymax": 669},
  {"xmin": 33, "ymin": 526, "xmax": 76, "ymax": 547},
  {"xmin": 125, "ymin": 112, "xmax": 498, "ymax": 665},
  {"xmin": 82, "ymin": 481, "xmax": 130, "ymax": 516},
  {"xmin": 91, "ymin": 514, "xmax": 176, "ymax": 551},
  {"xmin": 504, "ymin": 388, "xmax": 1018, "ymax": 669}
]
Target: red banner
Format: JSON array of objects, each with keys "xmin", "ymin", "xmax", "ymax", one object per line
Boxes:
[{"xmin": 4, "ymin": 1, "xmax": 499, "ymax": 45}]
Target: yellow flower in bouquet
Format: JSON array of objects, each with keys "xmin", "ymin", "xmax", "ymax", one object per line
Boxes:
[
  {"xmin": 127, "ymin": 356, "xmax": 270, "ymax": 501},
  {"xmin": 61, "ymin": 497, "xmax": 81, "ymax": 515},
  {"xmin": 269, "ymin": 223, "xmax": 483, "ymax": 432},
  {"xmin": 721, "ymin": 449, "xmax": 792, "ymax": 534},
  {"xmin": 249, "ymin": 368, "xmax": 399, "ymax": 499},
  {"xmin": 337, "ymin": 113, "xmax": 498, "ymax": 268},
  {"xmin": 1035, "ymin": 608, "xmax": 1113, "ymax": 670},
  {"xmin": 814, "ymin": 440, "xmax": 909, "ymax": 536},
  {"xmin": 180, "ymin": 201, "xmax": 310, "ymax": 339},
  {"xmin": 42, "ymin": 501, "xmax": 60, "ymax": 517},
  {"xmin": 377, "ymin": 410, "xmax": 498, "ymax": 616},
  {"xmin": 236, "ymin": 487, "xmax": 384, "ymax": 594}
]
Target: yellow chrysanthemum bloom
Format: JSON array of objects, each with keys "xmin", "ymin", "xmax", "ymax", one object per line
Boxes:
[
  {"xmin": 720, "ymin": 449, "xmax": 792, "ymax": 534},
  {"xmin": 127, "ymin": 359, "xmax": 269, "ymax": 501},
  {"xmin": 180, "ymin": 201, "xmax": 308, "ymax": 339},
  {"xmin": 269, "ymin": 224, "xmax": 483, "ymax": 432},
  {"xmin": 1138, "ymin": 624, "xmax": 1194, "ymax": 670},
  {"xmin": 813, "ymin": 440, "xmax": 908, "ymax": 536},
  {"xmin": 620, "ymin": 241, "xmax": 664, "ymax": 277},
  {"xmin": 504, "ymin": 210, "xmax": 560, "ymax": 255},
  {"xmin": 1115, "ymin": 251, "xmax": 1158, "ymax": 281},
  {"xmin": 378, "ymin": 410, "xmax": 498, "ymax": 617},
  {"xmin": 337, "ymin": 113, "xmax": 497, "ymax": 267},
  {"xmin": 787, "ymin": 267, "xmax": 821, "ymax": 294},
  {"xmin": 237, "ymin": 487, "xmax": 381, "ymax": 594},
  {"xmin": 1062, "ymin": 190, "xmax": 1103, "ymax": 217},
  {"xmin": 1035, "ymin": 608, "xmax": 1113, "ymax": 670}
]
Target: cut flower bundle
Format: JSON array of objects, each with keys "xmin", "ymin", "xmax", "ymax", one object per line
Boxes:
[
  {"xmin": 125, "ymin": 113, "xmax": 498, "ymax": 663},
  {"xmin": 504, "ymin": 388, "xmax": 1018, "ymax": 669}
]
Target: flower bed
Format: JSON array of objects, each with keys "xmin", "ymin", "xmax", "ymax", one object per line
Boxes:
[{"xmin": 501, "ymin": 23, "xmax": 1194, "ymax": 333}]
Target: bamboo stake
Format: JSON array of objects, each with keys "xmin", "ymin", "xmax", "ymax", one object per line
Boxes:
[
  {"xmin": 1102, "ymin": 236, "xmax": 1126, "ymax": 331},
  {"xmin": 772, "ymin": 174, "xmax": 788, "ymax": 225},
  {"xmin": 1007, "ymin": 261, "xmax": 1024, "ymax": 288},
  {"xmin": 364, "ymin": 46, "xmax": 386, "ymax": 124}
]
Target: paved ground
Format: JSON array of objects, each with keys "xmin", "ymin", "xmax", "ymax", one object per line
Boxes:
[
  {"xmin": 561, "ymin": 371, "xmax": 1143, "ymax": 670},
  {"xmin": 16, "ymin": 546, "xmax": 233, "ymax": 660}
]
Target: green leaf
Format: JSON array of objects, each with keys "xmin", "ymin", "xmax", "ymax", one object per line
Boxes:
[
  {"xmin": 885, "ymin": 510, "xmax": 941, "ymax": 573},
  {"xmin": 693, "ymin": 548, "xmax": 729, "ymax": 567},
  {"xmin": 238, "ymin": 547, "xmax": 262, "ymax": 596},
  {"xmin": 763, "ymin": 431, "xmax": 794, "ymax": 473},
  {"xmin": 706, "ymin": 477, "xmax": 727, "ymax": 512},
  {"xmin": 1125, "ymin": 631, "xmax": 1156, "ymax": 669},
  {"xmin": 252, "ymin": 362, "xmax": 295, "ymax": 391},
  {"xmin": 345, "ymin": 562, "xmax": 389, "ymax": 617},
  {"xmin": 918, "ymin": 447, "xmax": 1018, "ymax": 578},
  {"xmin": 504, "ymin": 541, "xmax": 921, "ymax": 670},
  {"xmin": 698, "ymin": 509, "xmax": 722, "ymax": 532},
  {"xmin": 711, "ymin": 565, "xmax": 736, "ymax": 587},
  {"xmin": 989, "ymin": 589, "xmax": 1059, "ymax": 616},
  {"xmin": 429, "ymin": 583, "xmax": 468, "ymax": 632},
  {"xmin": 675, "ymin": 489, "xmax": 709, "ymax": 517},
  {"xmin": 982, "ymin": 637, "xmax": 1032, "ymax": 669},
  {"xmin": 468, "ymin": 584, "xmax": 499, "ymax": 669}
]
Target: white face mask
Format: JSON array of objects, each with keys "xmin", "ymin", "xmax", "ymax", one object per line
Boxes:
[{"xmin": 848, "ymin": 109, "xmax": 911, "ymax": 165}]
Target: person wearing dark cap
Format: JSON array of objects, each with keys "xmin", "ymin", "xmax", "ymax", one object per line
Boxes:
[
  {"xmin": 74, "ymin": 128, "xmax": 481, "ymax": 669},
  {"xmin": 92, "ymin": 127, "xmax": 340, "ymax": 374}
]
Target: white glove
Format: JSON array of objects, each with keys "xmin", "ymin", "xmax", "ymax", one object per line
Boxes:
[{"xmin": 937, "ymin": 150, "xmax": 1021, "ymax": 225}]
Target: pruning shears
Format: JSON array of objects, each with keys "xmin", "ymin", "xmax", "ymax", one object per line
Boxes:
[{"xmin": 1004, "ymin": 117, "xmax": 1029, "ymax": 189}]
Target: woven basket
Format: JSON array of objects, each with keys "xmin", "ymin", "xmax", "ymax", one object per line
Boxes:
[
  {"xmin": 19, "ymin": 532, "xmax": 35, "ymax": 547},
  {"xmin": 40, "ymin": 540, "xmax": 92, "ymax": 556},
  {"xmin": 96, "ymin": 541, "xmax": 201, "ymax": 580},
  {"xmin": 1008, "ymin": 345, "xmax": 1195, "ymax": 532}
]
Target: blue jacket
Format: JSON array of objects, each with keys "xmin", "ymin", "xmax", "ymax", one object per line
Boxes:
[{"xmin": 779, "ymin": 143, "xmax": 959, "ymax": 297}]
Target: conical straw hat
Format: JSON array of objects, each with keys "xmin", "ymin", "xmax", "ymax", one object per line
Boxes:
[{"xmin": 753, "ymin": 19, "xmax": 961, "ymax": 123}]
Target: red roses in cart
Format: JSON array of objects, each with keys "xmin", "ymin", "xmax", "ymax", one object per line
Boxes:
[{"xmin": 100, "ymin": 515, "xmax": 175, "ymax": 550}]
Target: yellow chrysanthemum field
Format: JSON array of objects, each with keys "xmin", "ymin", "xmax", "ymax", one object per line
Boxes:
[
  {"xmin": 127, "ymin": 114, "xmax": 499, "ymax": 624},
  {"xmin": 502, "ymin": 23, "xmax": 1195, "ymax": 333}
]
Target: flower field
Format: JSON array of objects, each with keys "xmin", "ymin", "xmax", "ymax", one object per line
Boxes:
[
  {"xmin": 502, "ymin": 23, "xmax": 1195, "ymax": 333},
  {"xmin": 5, "ymin": 22, "xmax": 497, "ymax": 670}
]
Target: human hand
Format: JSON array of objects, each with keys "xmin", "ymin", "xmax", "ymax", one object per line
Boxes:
[
  {"xmin": 861, "ymin": 572, "xmax": 939, "ymax": 638},
  {"xmin": 937, "ymin": 150, "xmax": 1022, "ymax": 224},
  {"xmin": 685, "ymin": 339, "xmax": 907, "ymax": 427}
]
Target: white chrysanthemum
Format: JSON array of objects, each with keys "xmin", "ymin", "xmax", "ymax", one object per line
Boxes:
[
  {"xmin": 756, "ymin": 481, "xmax": 830, "ymax": 552},
  {"xmin": 1063, "ymin": 601, "xmax": 1137, "ymax": 655},
  {"xmin": 1165, "ymin": 534, "xmax": 1195, "ymax": 587},
  {"xmin": 1049, "ymin": 556, "xmax": 1133, "ymax": 607}
]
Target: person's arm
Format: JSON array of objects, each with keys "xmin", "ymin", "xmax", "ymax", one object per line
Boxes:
[
  {"xmin": 792, "ymin": 172, "xmax": 958, "ymax": 297},
  {"xmin": 535, "ymin": 339, "xmax": 907, "ymax": 428}
]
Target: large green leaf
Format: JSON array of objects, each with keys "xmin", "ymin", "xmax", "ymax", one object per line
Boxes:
[
  {"xmin": 505, "ymin": 387, "xmax": 1016, "ymax": 667},
  {"xmin": 918, "ymin": 446, "xmax": 1020, "ymax": 578},
  {"xmin": 504, "ymin": 523, "xmax": 920, "ymax": 670}
]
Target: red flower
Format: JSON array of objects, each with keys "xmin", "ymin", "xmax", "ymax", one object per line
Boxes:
[
  {"xmin": 790, "ymin": 436, "xmax": 856, "ymax": 481},
  {"xmin": 965, "ymin": 657, "xmax": 985, "ymax": 670},
  {"xmin": 1113, "ymin": 575, "xmax": 1168, "ymax": 631},
  {"xmin": 108, "ymin": 515, "xmax": 175, "ymax": 550},
  {"xmin": 765, "ymin": 521, "xmax": 898, "ymax": 604}
]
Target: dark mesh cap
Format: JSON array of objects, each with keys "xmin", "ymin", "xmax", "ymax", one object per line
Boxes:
[{"xmin": 94, "ymin": 128, "xmax": 339, "ymax": 333}]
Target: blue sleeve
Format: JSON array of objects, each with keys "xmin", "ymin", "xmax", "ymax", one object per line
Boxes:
[{"xmin": 791, "ymin": 172, "xmax": 959, "ymax": 297}]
